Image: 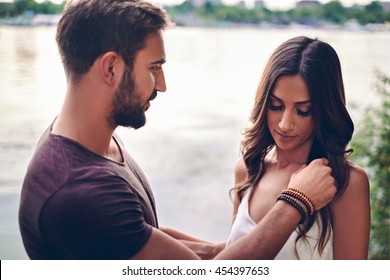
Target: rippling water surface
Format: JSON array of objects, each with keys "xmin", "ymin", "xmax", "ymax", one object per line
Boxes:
[{"xmin": 1, "ymin": 25, "xmax": 389, "ymax": 259}]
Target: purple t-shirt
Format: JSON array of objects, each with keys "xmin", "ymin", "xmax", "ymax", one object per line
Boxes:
[{"xmin": 19, "ymin": 125, "xmax": 158, "ymax": 259}]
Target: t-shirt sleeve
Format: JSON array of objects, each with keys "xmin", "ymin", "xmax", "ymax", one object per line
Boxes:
[{"xmin": 40, "ymin": 176, "xmax": 153, "ymax": 259}]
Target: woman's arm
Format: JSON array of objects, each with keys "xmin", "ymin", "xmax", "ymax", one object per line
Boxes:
[
  {"xmin": 231, "ymin": 159, "xmax": 249, "ymax": 222},
  {"xmin": 331, "ymin": 166, "xmax": 371, "ymax": 259}
]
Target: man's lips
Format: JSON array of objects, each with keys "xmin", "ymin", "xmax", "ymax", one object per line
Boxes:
[
  {"xmin": 149, "ymin": 91, "xmax": 157, "ymax": 101},
  {"xmin": 145, "ymin": 91, "xmax": 158, "ymax": 111}
]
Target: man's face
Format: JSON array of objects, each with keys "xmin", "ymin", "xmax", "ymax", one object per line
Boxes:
[{"xmin": 111, "ymin": 31, "xmax": 166, "ymax": 129}]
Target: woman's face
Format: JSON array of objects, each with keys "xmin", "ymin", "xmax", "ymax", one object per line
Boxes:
[{"xmin": 267, "ymin": 75, "xmax": 315, "ymax": 153}]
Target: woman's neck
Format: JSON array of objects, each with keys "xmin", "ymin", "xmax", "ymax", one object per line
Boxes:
[{"xmin": 268, "ymin": 145, "xmax": 311, "ymax": 169}]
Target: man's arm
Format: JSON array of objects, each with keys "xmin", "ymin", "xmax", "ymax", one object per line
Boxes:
[
  {"xmin": 215, "ymin": 200, "xmax": 300, "ymax": 259},
  {"xmin": 131, "ymin": 158, "xmax": 336, "ymax": 260},
  {"xmin": 131, "ymin": 228, "xmax": 201, "ymax": 259},
  {"xmin": 132, "ymin": 201, "xmax": 301, "ymax": 260}
]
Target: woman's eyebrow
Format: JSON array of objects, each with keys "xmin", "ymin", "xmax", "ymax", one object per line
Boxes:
[
  {"xmin": 269, "ymin": 94, "xmax": 281, "ymax": 101},
  {"xmin": 270, "ymin": 94, "xmax": 311, "ymax": 105},
  {"xmin": 295, "ymin": 100, "xmax": 311, "ymax": 105}
]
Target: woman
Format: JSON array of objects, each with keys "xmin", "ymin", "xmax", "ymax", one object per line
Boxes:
[{"xmin": 226, "ymin": 36, "xmax": 370, "ymax": 259}]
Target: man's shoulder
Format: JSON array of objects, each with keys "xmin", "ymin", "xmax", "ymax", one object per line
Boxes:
[
  {"xmin": 22, "ymin": 128, "xmax": 135, "ymax": 210},
  {"xmin": 46, "ymin": 175, "xmax": 135, "ymax": 212},
  {"xmin": 29, "ymin": 129, "xmax": 125, "ymax": 179}
]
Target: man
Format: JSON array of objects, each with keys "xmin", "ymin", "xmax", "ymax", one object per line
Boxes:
[{"xmin": 19, "ymin": 0, "xmax": 336, "ymax": 260}]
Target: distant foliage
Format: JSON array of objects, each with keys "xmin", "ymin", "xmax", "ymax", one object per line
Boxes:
[
  {"xmin": 0, "ymin": 0, "xmax": 64, "ymax": 18},
  {"xmin": 165, "ymin": 0, "xmax": 390, "ymax": 26},
  {"xmin": 350, "ymin": 70, "xmax": 390, "ymax": 260}
]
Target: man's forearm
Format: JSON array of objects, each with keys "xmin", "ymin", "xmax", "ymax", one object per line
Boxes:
[{"xmin": 214, "ymin": 201, "xmax": 300, "ymax": 260}]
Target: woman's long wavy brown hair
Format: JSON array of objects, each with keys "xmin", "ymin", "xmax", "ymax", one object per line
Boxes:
[{"xmin": 236, "ymin": 36, "xmax": 354, "ymax": 258}]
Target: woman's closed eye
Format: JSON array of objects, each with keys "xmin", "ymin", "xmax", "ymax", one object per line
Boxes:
[
  {"xmin": 297, "ymin": 108, "xmax": 312, "ymax": 117},
  {"xmin": 269, "ymin": 101, "xmax": 312, "ymax": 117},
  {"xmin": 268, "ymin": 102, "xmax": 283, "ymax": 111}
]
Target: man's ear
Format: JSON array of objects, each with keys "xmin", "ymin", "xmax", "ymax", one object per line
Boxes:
[{"xmin": 100, "ymin": 52, "xmax": 122, "ymax": 86}]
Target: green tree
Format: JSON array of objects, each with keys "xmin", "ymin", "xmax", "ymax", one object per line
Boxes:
[
  {"xmin": 215, "ymin": 5, "xmax": 258, "ymax": 24},
  {"xmin": 171, "ymin": 0, "xmax": 195, "ymax": 14},
  {"xmin": 322, "ymin": 0, "xmax": 346, "ymax": 24},
  {"xmin": 199, "ymin": 1, "xmax": 216, "ymax": 17},
  {"xmin": 14, "ymin": 0, "xmax": 38, "ymax": 15},
  {"xmin": 350, "ymin": 71, "xmax": 390, "ymax": 260},
  {"xmin": 0, "ymin": 0, "xmax": 64, "ymax": 17},
  {"xmin": 37, "ymin": 1, "xmax": 64, "ymax": 14},
  {"xmin": 364, "ymin": 1, "xmax": 385, "ymax": 24},
  {"xmin": 289, "ymin": 7, "xmax": 322, "ymax": 25},
  {"xmin": 0, "ymin": 2, "xmax": 17, "ymax": 17}
]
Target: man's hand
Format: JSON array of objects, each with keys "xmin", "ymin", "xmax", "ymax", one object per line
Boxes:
[
  {"xmin": 288, "ymin": 158, "xmax": 336, "ymax": 210},
  {"xmin": 184, "ymin": 241, "xmax": 226, "ymax": 260}
]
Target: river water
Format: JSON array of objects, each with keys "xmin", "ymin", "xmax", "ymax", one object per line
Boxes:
[{"xmin": 0, "ymin": 25, "xmax": 389, "ymax": 259}]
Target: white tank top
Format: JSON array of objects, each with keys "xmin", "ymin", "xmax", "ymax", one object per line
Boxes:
[{"xmin": 226, "ymin": 187, "xmax": 333, "ymax": 259}]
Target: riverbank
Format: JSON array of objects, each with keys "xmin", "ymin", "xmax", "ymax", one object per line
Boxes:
[
  {"xmin": 0, "ymin": 14, "xmax": 61, "ymax": 26},
  {"xmin": 1, "ymin": 12, "xmax": 390, "ymax": 32},
  {"xmin": 170, "ymin": 14, "xmax": 390, "ymax": 32}
]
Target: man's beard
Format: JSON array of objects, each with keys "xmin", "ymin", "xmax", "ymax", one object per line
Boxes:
[{"xmin": 110, "ymin": 67, "xmax": 148, "ymax": 129}]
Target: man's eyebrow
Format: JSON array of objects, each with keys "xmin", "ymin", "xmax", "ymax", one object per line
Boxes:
[
  {"xmin": 151, "ymin": 58, "xmax": 166, "ymax": 65},
  {"xmin": 270, "ymin": 94, "xmax": 311, "ymax": 105}
]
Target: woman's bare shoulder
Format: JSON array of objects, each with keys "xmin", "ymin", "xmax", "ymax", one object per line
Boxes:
[
  {"xmin": 348, "ymin": 162, "xmax": 369, "ymax": 189},
  {"xmin": 334, "ymin": 162, "xmax": 370, "ymax": 205},
  {"xmin": 234, "ymin": 159, "xmax": 248, "ymax": 182}
]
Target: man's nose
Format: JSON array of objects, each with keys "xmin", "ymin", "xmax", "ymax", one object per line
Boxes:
[{"xmin": 155, "ymin": 71, "xmax": 166, "ymax": 92}]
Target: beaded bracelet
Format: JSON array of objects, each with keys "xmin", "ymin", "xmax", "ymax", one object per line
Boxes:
[
  {"xmin": 276, "ymin": 193, "xmax": 309, "ymax": 224},
  {"xmin": 282, "ymin": 188, "xmax": 315, "ymax": 216}
]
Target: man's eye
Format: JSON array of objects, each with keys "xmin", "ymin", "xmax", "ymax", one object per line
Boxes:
[{"xmin": 151, "ymin": 65, "xmax": 162, "ymax": 74}]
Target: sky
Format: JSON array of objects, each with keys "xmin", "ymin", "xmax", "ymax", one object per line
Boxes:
[{"xmin": 29, "ymin": 0, "xmax": 375, "ymax": 10}]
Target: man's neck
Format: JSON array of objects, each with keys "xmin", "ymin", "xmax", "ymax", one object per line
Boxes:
[{"xmin": 52, "ymin": 87, "xmax": 116, "ymax": 160}]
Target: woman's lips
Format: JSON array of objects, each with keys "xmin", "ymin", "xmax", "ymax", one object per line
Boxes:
[{"xmin": 275, "ymin": 130, "xmax": 296, "ymax": 141}]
